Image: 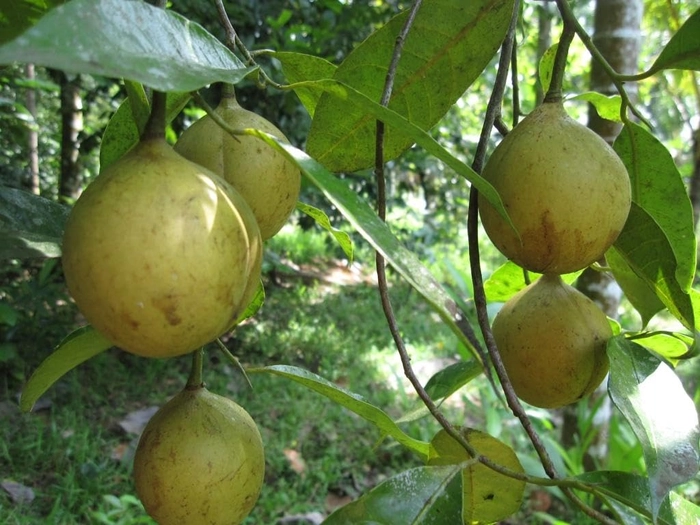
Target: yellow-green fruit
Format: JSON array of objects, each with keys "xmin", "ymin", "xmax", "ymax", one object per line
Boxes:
[
  {"xmin": 492, "ymin": 274, "xmax": 611, "ymax": 409},
  {"xmin": 175, "ymin": 96, "xmax": 301, "ymax": 241},
  {"xmin": 478, "ymin": 101, "xmax": 631, "ymax": 274},
  {"xmin": 62, "ymin": 138, "xmax": 262, "ymax": 358},
  {"xmin": 133, "ymin": 386, "xmax": 265, "ymax": 525}
]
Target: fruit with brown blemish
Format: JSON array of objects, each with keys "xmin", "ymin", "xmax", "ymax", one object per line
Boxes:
[
  {"xmin": 491, "ymin": 274, "xmax": 612, "ymax": 409},
  {"xmin": 61, "ymin": 137, "xmax": 261, "ymax": 358},
  {"xmin": 175, "ymin": 93, "xmax": 301, "ymax": 240},
  {"xmin": 133, "ymin": 385, "xmax": 265, "ymax": 525},
  {"xmin": 478, "ymin": 101, "xmax": 631, "ymax": 274}
]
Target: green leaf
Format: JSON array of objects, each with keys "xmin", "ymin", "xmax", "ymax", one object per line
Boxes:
[
  {"xmin": 0, "ymin": 0, "xmax": 63, "ymax": 45},
  {"xmin": 427, "ymin": 428, "xmax": 525, "ymax": 523},
  {"xmin": 290, "ymin": 78, "xmax": 507, "ymax": 219},
  {"xmin": 610, "ymin": 203, "xmax": 695, "ymax": 331},
  {"xmin": 607, "ymin": 337, "xmax": 700, "ymax": 520},
  {"xmin": 296, "ymin": 201, "xmax": 353, "ymax": 263},
  {"xmin": 483, "ymin": 261, "xmax": 581, "ymax": 303},
  {"xmin": 0, "ymin": 186, "xmax": 69, "ymax": 259},
  {"xmin": 20, "ymin": 326, "xmax": 113, "ymax": 412},
  {"xmin": 650, "ymin": 7, "xmax": 700, "ymax": 73},
  {"xmin": 570, "ymin": 91, "xmax": 623, "ymax": 122},
  {"xmin": 538, "ymin": 43, "xmax": 558, "ymax": 94},
  {"xmin": 100, "ymin": 90, "xmax": 191, "ymax": 170},
  {"xmin": 242, "ymin": 128, "xmax": 485, "ymax": 363},
  {"xmin": 606, "ymin": 247, "xmax": 665, "ymax": 327},
  {"xmin": 0, "ymin": 0, "xmax": 256, "ymax": 92},
  {"xmin": 614, "ymin": 122, "xmax": 696, "ymax": 291},
  {"xmin": 274, "ymin": 51, "xmax": 336, "ymax": 117},
  {"xmin": 307, "ymin": 0, "xmax": 515, "ymax": 172},
  {"xmin": 232, "ymin": 281, "xmax": 264, "ymax": 327},
  {"xmin": 424, "ymin": 360, "xmax": 482, "ymax": 401},
  {"xmin": 577, "ymin": 471, "xmax": 700, "ymax": 525},
  {"xmin": 251, "ymin": 364, "xmax": 431, "ymax": 460},
  {"xmin": 630, "ymin": 331, "xmax": 694, "ymax": 363},
  {"xmin": 323, "ymin": 465, "xmax": 463, "ymax": 525}
]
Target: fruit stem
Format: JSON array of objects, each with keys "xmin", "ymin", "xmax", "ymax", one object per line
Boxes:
[
  {"xmin": 221, "ymin": 82, "xmax": 236, "ymax": 100},
  {"xmin": 543, "ymin": 12, "xmax": 575, "ymax": 103},
  {"xmin": 186, "ymin": 348, "xmax": 205, "ymax": 389},
  {"xmin": 141, "ymin": 91, "xmax": 167, "ymax": 141}
]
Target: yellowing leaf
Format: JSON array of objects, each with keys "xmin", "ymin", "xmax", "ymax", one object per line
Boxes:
[{"xmin": 428, "ymin": 428, "xmax": 525, "ymax": 524}]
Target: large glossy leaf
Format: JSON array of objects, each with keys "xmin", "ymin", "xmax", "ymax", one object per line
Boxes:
[
  {"xmin": 288, "ymin": 78, "xmax": 507, "ymax": 218},
  {"xmin": 649, "ymin": 7, "xmax": 700, "ymax": 73},
  {"xmin": 241, "ymin": 128, "xmax": 484, "ymax": 362},
  {"xmin": 607, "ymin": 337, "xmax": 700, "ymax": 520},
  {"xmin": 614, "ymin": 122, "xmax": 696, "ymax": 291},
  {"xmin": 0, "ymin": 186, "xmax": 69, "ymax": 259},
  {"xmin": 0, "ymin": 0, "xmax": 256, "ymax": 92},
  {"xmin": 251, "ymin": 365, "xmax": 430, "ymax": 460},
  {"xmin": 0, "ymin": 0, "xmax": 63, "ymax": 45},
  {"xmin": 274, "ymin": 52, "xmax": 337, "ymax": 117},
  {"xmin": 323, "ymin": 465, "xmax": 463, "ymax": 524},
  {"xmin": 99, "ymin": 90, "xmax": 192, "ymax": 170},
  {"xmin": 577, "ymin": 471, "xmax": 700, "ymax": 525},
  {"xmin": 610, "ymin": 203, "xmax": 695, "ymax": 331},
  {"xmin": 306, "ymin": 0, "xmax": 515, "ymax": 172},
  {"xmin": 20, "ymin": 326, "xmax": 113, "ymax": 412}
]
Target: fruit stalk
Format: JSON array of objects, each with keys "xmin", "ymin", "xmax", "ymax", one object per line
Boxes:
[
  {"xmin": 187, "ymin": 348, "xmax": 204, "ymax": 389},
  {"xmin": 543, "ymin": 14, "xmax": 575, "ymax": 103},
  {"xmin": 142, "ymin": 90, "xmax": 167, "ymax": 141}
]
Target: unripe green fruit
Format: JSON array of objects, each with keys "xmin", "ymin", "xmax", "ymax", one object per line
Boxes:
[
  {"xmin": 175, "ymin": 96, "xmax": 301, "ymax": 241},
  {"xmin": 133, "ymin": 386, "xmax": 265, "ymax": 525},
  {"xmin": 478, "ymin": 101, "xmax": 631, "ymax": 274},
  {"xmin": 62, "ymin": 138, "xmax": 262, "ymax": 358},
  {"xmin": 492, "ymin": 274, "xmax": 611, "ymax": 409}
]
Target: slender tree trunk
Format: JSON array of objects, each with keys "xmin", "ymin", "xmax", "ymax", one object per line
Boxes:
[
  {"xmin": 561, "ymin": 0, "xmax": 643, "ymax": 469},
  {"xmin": 54, "ymin": 70, "xmax": 84, "ymax": 201},
  {"xmin": 25, "ymin": 64, "xmax": 40, "ymax": 195}
]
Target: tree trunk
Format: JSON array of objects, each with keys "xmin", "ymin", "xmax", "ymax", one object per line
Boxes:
[
  {"xmin": 25, "ymin": 64, "xmax": 40, "ymax": 195},
  {"xmin": 54, "ymin": 70, "xmax": 84, "ymax": 201},
  {"xmin": 561, "ymin": 0, "xmax": 643, "ymax": 469}
]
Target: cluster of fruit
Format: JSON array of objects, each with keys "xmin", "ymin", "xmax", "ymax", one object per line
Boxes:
[
  {"xmin": 61, "ymin": 90, "xmax": 300, "ymax": 524},
  {"xmin": 478, "ymin": 101, "xmax": 632, "ymax": 409}
]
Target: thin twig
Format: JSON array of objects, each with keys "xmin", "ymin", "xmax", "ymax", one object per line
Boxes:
[
  {"xmin": 554, "ymin": 0, "xmax": 650, "ymax": 127},
  {"xmin": 213, "ymin": 0, "xmax": 237, "ymax": 51},
  {"xmin": 543, "ymin": 14, "xmax": 575, "ymax": 102}
]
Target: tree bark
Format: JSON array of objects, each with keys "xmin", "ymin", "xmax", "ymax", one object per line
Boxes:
[
  {"xmin": 25, "ymin": 64, "xmax": 40, "ymax": 195},
  {"xmin": 561, "ymin": 0, "xmax": 643, "ymax": 469},
  {"xmin": 54, "ymin": 70, "xmax": 84, "ymax": 201}
]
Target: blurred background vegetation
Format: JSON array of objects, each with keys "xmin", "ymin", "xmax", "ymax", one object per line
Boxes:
[{"xmin": 1, "ymin": 0, "xmax": 700, "ymax": 523}]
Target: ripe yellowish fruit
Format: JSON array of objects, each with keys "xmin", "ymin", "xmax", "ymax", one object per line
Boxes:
[
  {"xmin": 492, "ymin": 274, "xmax": 611, "ymax": 408},
  {"xmin": 175, "ymin": 95, "xmax": 301, "ymax": 241},
  {"xmin": 62, "ymin": 138, "xmax": 262, "ymax": 358},
  {"xmin": 478, "ymin": 101, "xmax": 631, "ymax": 274},
  {"xmin": 133, "ymin": 386, "xmax": 265, "ymax": 525}
]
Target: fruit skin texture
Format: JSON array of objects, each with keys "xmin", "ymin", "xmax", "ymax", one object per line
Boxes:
[
  {"xmin": 133, "ymin": 386, "xmax": 265, "ymax": 525},
  {"xmin": 492, "ymin": 274, "xmax": 611, "ymax": 409},
  {"xmin": 478, "ymin": 101, "xmax": 631, "ymax": 274},
  {"xmin": 175, "ymin": 96, "xmax": 301, "ymax": 241},
  {"xmin": 62, "ymin": 138, "xmax": 262, "ymax": 358}
]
